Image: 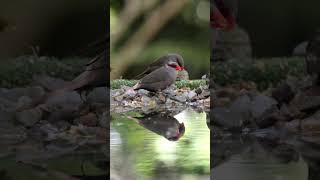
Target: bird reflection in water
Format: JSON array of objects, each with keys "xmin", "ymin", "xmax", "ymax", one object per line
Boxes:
[{"xmin": 130, "ymin": 112, "xmax": 185, "ymax": 141}]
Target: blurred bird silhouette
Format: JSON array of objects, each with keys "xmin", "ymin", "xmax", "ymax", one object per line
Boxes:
[
  {"xmin": 211, "ymin": 0, "xmax": 238, "ymax": 30},
  {"xmin": 306, "ymin": 30, "xmax": 320, "ymax": 85},
  {"xmin": 133, "ymin": 112, "xmax": 185, "ymax": 141}
]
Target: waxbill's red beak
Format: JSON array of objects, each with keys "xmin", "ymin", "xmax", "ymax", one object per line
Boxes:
[{"xmin": 133, "ymin": 61, "xmax": 181, "ymax": 92}]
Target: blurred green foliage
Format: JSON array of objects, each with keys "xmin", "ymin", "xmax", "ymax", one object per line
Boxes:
[
  {"xmin": 213, "ymin": 57, "xmax": 306, "ymax": 90},
  {"xmin": 0, "ymin": 56, "xmax": 307, "ymax": 90},
  {"xmin": 0, "ymin": 56, "xmax": 87, "ymax": 88}
]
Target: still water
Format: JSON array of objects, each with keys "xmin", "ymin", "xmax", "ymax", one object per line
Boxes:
[
  {"xmin": 110, "ymin": 108, "xmax": 210, "ymax": 180},
  {"xmin": 211, "ymin": 130, "xmax": 320, "ymax": 180},
  {"xmin": 212, "ymin": 140, "xmax": 308, "ymax": 180}
]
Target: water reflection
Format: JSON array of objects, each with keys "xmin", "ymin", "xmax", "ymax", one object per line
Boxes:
[
  {"xmin": 110, "ymin": 108, "xmax": 210, "ymax": 180},
  {"xmin": 212, "ymin": 130, "xmax": 320, "ymax": 180},
  {"xmin": 133, "ymin": 112, "xmax": 185, "ymax": 141}
]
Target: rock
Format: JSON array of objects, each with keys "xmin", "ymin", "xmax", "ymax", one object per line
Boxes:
[
  {"xmin": 272, "ymin": 83, "xmax": 295, "ymax": 105},
  {"xmin": 44, "ymin": 91, "xmax": 82, "ymax": 115},
  {"xmin": 211, "ymin": 95, "xmax": 251, "ymax": 129},
  {"xmin": 77, "ymin": 113, "xmax": 98, "ymax": 127},
  {"xmin": 300, "ymin": 110, "xmax": 320, "ymax": 134},
  {"xmin": 211, "ymin": 107, "xmax": 247, "ymax": 129},
  {"xmin": 137, "ymin": 89, "xmax": 149, "ymax": 96},
  {"xmin": 284, "ymin": 119, "xmax": 300, "ymax": 133},
  {"xmin": 250, "ymin": 94, "xmax": 279, "ymax": 127},
  {"xmin": 187, "ymin": 91, "xmax": 197, "ymax": 100},
  {"xmin": 0, "ymin": 97, "xmax": 17, "ymax": 111},
  {"xmin": 39, "ymin": 123, "xmax": 59, "ymax": 141},
  {"xmin": 16, "ymin": 108, "xmax": 42, "ymax": 127},
  {"xmin": 289, "ymin": 92, "xmax": 320, "ymax": 113},
  {"xmin": 52, "ymin": 120, "xmax": 71, "ymax": 131},
  {"xmin": 123, "ymin": 88, "xmax": 137, "ymax": 98},
  {"xmin": 0, "ymin": 86, "xmax": 45, "ymax": 102},
  {"xmin": 0, "ymin": 109, "xmax": 14, "ymax": 120},
  {"xmin": 16, "ymin": 96, "xmax": 32, "ymax": 108},
  {"xmin": 46, "ymin": 91, "xmax": 82, "ymax": 107},
  {"xmin": 174, "ymin": 95, "xmax": 187, "ymax": 102},
  {"xmin": 87, "ymin": 87, "xmax": 109, "ymax": 104},
  {"xmin": 99, "ymin": 111, "xmax": 109, "ymax": 128},
  {"xmin": 211, "ymin": 93, "xmax": 280, "ymax": 129},
  {"xmin": 33, "ymin": 75, "xmax": 67, "ymax": 91},
  {"xmin": 47, "ymin": 110, "xmax": 77, "ymax": 122}
]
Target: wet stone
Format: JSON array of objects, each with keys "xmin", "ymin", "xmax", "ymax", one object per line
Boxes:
[
  {"xmin": 17, "ymin": 96, "xmax": 32, "ymax": 108},
  {"xmin": 16, "ymin": 108, "xmax": 43, "ymax": 127},
  {"xmin": 32, "ymin": 75, "xmax": 67, "ymax": 91},
  {"xmin": 289, "ymin": 92, "xmax": 320, "ymax": 113},
  {"xmin": 175, "ymin": 95, "xmax": 187, "ymax": 102},
  {"xmin": 187, "ymin": 91, "xmax": 197, "ymax": 100},
  {"xmin": 0, "ymin": 110, "xmax": 15, "ymax": 123},
  {"xmin": 87, "ymin": 87, "xmax": 109, "ymax": 104},
  {"xmin": 137, "ymin": 89, "xmax": 149, "ymax": 96},
  {"xmin": 77, "ymin": 113, "xmax": 98, "ymax": 127},
  {"xmin": 40, "ymin": 123, "xmax": 59, "ymax": 140},
  {"xmin": 45, "ymin": 91, "xmax": 82, "ymax": 107},
  {"xmin": 0, "ymin": 86, "xmax": 45, "ymax": 102},
  {"xmin": 99, "ymin": 111, "xmax": 108, "ymax": 128}
]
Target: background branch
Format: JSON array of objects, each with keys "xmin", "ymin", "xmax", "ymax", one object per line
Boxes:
[{"xmin": 111, "ymin": 0, "xmax": 189, "ymax": 79}]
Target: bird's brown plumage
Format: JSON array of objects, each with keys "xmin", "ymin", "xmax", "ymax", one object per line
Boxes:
[
  {"xmin": 133, "ymin": 62, "xmax": 180, "ymax": 92},
  {"xmin": 135, "ymin": 53, "xmax": 184, "ymax": 79}
]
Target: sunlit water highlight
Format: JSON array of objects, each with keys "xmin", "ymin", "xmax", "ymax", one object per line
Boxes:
[{"xmin": 110, "ymin": 108, "xmax": 210, "ymax": 180}]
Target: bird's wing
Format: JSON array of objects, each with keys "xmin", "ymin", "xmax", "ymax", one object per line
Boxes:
[
  {"xmin": 139, "ymin": 67, "xmax": 171, "ymax": 84},
  {"xmin": 134, "ymin": 56, "xmax": 168, "ymax": 79}
]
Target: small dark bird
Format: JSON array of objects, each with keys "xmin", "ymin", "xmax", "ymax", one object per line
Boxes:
[
  {"xmin": 135, "ymin": 53, "xmax": 184, "ymax": 79},
  {"xmin": 133, "ymin": 61, "xmax": 182, "ymax": 92},
  {"xmin": 306, "ymin": 30, "xmax": 320, "ymax": 85},
  {"xmin": 211, "ymin": 0, "xmax": 238, "ymax": 30}
]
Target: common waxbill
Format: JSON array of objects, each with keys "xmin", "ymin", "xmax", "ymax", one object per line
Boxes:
[
  {"xmin": 133, "ymin": 61, "xmax": 182, "ymax": 92},
  {"xmin": 211, "ymin": 0, "xmax": 238, "ymax": 30},
  {"xmin": 135, "ymin": 53, "xmax": 184, "ymax": 79}
]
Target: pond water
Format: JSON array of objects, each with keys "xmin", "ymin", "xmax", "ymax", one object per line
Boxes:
[
  {"xmin": 211, "ymin": 133, "xmax": 320, "ymax": 180},
  {"xmin": 212, "ymin": 141, "xmax": 308, "ymax": 180},
  {"xmin": 110, "ymin": 108, "xmax": 210, "ymax": 180},
  {"xmin": 0, "ymin": 147, "xmax": 107, "ymax": 180}
]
